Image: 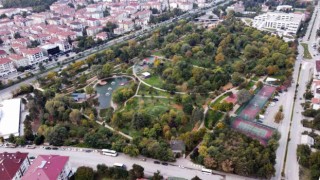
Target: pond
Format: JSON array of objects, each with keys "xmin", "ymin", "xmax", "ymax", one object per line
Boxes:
[{"xmin": 95, "ymin": 77, "xmax": 130, "ymax": 109}]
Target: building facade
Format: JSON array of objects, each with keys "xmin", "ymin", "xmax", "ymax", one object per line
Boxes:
[{"xmin": 0, "ymin": 152, "xmax": 30, "ymax": 180}]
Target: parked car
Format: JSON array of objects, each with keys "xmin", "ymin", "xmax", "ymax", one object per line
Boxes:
[
  {"xmin": 26, "ymin": 145, "xmax": 36, "ymax": 149},
  {"xmin": 45, "ymin": 147, "xmax": 51, "ymax": 150},
  {"xmin": 52, "ymin": 147, "xmax": 59, "ymax": 150},
  {"xmin": 273, "ymin": 99, "xmax": 279, "ymax": 102},
  {"xmin": 154, "ymin": 161, "xmax": 160, "ymax": 164},
  {"xmin": 161, "ymin": 162, "xmax": 168, "ymax": 166}
]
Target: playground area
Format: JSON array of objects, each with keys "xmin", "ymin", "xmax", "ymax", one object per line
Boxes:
[
  {"xmin": 133, "ymin": 56, "xmax": 156, "ymax": 74},
  {"xmin": 232, "ymin": 85, "xmax": 276, "ymax": 145}
]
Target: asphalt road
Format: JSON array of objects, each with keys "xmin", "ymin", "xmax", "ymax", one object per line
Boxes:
[
  {"xmin": 278, "ymin": 3, "xmax": 320, "ymax": 180},
  {"xmin": 0, "ymin": 146, "xmax": 239, "ymax": 180}
]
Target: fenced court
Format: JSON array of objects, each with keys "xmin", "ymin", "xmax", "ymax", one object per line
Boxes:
[
  {"xmin": 232, "ymin": 85, "xmax": 276, "ymax": 145},
  {"xmin": 232, "ymin": 117, "xmax": 274, "ymax": 145},
  {"xmin": 238, "ymin": 86, "xmax": 276, "ymax": 121}
]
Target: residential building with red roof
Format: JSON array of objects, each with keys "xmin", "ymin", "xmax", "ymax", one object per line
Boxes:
[
  {"xmin": 315, "ymin": 60, "xmax": 320, "ymax": 78},
  {"xmin": 0, "ymin": 57, "xmax": 16, "ymax": 76},
  {"xmin": 22, "ymin": 155, "xmax": 72, "ymax": 180},
  {"xmin": 8, "ymin": 54, "xmax": 29, "ymax": 67},
  {"xmin": 20, "ymin": 47, "xmax": 47, "ymax": 65},
  {"xmin": 0, "ymin": 152, "xmax": 30, "ymax": 180},
  {"xmin": 95, "ymin": 31, "xmax": 109, "ymax": 41},
  {"xmin": 0, "ymin": 50, "xmax": 7, "ymax": 58},
  {"xmin": 86, "ymin": 26, "xmax": 103, "ymax": 36}
]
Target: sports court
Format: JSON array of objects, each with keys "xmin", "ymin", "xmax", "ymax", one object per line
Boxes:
[
  {"xmin": 232, "ymin": 117, "xmax": 274, "ymax": 145},
  {"xmin": 232, "ymin": 85, "xmax": 276, "ymax": 145},
  {"xmin": 238, "ymin": 86, "xmax": 276, "ymax": 121}
]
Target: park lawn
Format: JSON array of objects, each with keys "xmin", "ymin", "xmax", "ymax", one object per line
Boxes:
[
  {"xmin": 205, "ymin": 110, "xmax": 224, "ymax": 129},
  {"xmin": 246, "ymin": 80, "xmax": 255, "ymax": 90},
  {"xmin": 252, "ymin": 76, "xmax": 259, "ymax": 81},
  {"xmin": 143, "ymin": 75, "xmax": 165, "ymax": 88},
  {"xmin": 153, "ymin": 51, "xmax": 163, "ymax": 56},
  {"xmin": 301, "ymin": 43, "xmax": 312, "ymax": 59},
  {"xmin": 137, "ymin": 83, "xmax": 171, "ymax": 97},
  {"xmin": 210, "ymin": 94, "xmax": 228, "ymax": 108}
]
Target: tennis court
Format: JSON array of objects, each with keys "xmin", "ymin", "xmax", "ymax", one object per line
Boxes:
[
  {"xmin": 232, "ymin": 117, "xmax": 274, "ymax": 145},
  {"xmin": 238, "ymin": 85, "xmax": 276, "ymax": 121},
  {"xmin": 232, "ymin": 85, "xmax": 276, "ymax": 145}
]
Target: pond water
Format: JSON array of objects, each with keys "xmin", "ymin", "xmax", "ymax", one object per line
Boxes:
[{"xmin": 95, "ymin": 77, "xmax": 130, "ymax": 109}]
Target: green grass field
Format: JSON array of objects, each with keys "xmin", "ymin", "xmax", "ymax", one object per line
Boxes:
[
  {"xmin": 246, "ymin": 80, "xmax": 255, "ymax": 90},
  {"xmin": 144, "ymin": 76, "xmax": 165, "ymax": 88},
  {"xmin": 210, "ymin": 94, "xmax": 228, "ymax": 108},
  {"xmin": 205, "ymin": 110, "xmax": 224, "ymax": 129},
  {"xmin": 137, "ymin": 83, "xmax": 171, "ymax": 97},
  {"xmin": 301, "ymin": 43, "xmax": 312, "ymax": 59}
]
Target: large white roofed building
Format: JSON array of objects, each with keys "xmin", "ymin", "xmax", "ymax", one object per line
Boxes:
[
  {"xmin": 0, "ymin": 98, "xmax": 21, "ymax": 139},
  {"xmin": 253, "ymin": 12, "xmax": 304, "ymax": 35}
]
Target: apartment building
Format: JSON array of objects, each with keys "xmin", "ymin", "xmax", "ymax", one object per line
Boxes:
[
  {"xmin": 0, "ymin": 152, "xmax": 30, "ymax": 180},
  {"xmin": 253, "ymin": 12, "xmax": 304, "ymax": 34},
  {"xmin": 0, "ymin": 58, "xmax": 17, "ymax": 76},
  {"xmin": 20, "ymin": 47, "xmax": 47, "ymax": 65},
  {"xmin": 8, "ymin": 54, "xmax": 29, "ymax": 67},
  {"xmin": 22, "ymin": 155, "xmax": 72, "ymax": 180}
]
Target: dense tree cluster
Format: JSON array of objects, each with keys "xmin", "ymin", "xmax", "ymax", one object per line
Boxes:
[
  {"xmin": 74, "ymin": 164, "xmax": 146, "ymax": 180},
  {"xmin": 191, "ymin": 128, "xmax": 280, "ymax": 178},
  {"xmin": 153, "ymin": 17, "xmax": 295, "ymax": 93},
  {"xmin": 297, "ymin": 145, "xmax": 320, "ymax": 180},
  {"xmin": 2, "ymin": 0, "xmax": 57, "ymax": 12}
]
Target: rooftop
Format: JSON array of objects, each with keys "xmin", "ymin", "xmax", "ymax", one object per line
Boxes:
[
  {"xmin": 316, "ymin": 60, "xmax": 320, "ymax": 72},
  {"xmin": 22, "ymin": 155, "xmax": 69, "ymax": 180},
  {"xmin": 0, "ymin": 99, "xmax": 21, "ymax": 139},
  {"xmin": 0, "ymin": 152, "xmax": 28, "ymax": 180},
  {"xmin": 0, "ymin": 57, "xmax": 11, "ymax": 65}
]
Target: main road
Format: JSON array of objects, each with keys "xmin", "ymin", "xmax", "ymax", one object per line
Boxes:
[
  {"xmin": 277, "ymin": 1, "xmax": 320, "ymax": 180},
  {"xmin": 0, "ymin": 146, "xmax": 252, "ymax": 180}
]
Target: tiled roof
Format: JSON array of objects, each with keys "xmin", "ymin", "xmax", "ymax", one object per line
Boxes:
[
  {"xmin": 0, "ymin": 57, "xmax": 11, "ymax": 65},
  {"xmin": 316, "ymin": 60, "xmax": 320, "ymax": 72},
  {"xmin": 22, "ymin": 155, "xmax": 69, "ymax": 180},
  {"xmin": 0, "ymin": 152, "xmax": 28, "ymax": 180}
]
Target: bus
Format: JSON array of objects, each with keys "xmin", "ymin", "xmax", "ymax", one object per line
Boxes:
[
  {"xmin": 201, "ymin": 167, "xmax": 213, "ymax": 174},
  {"xmin": 101, "ymin": 149, "xmax": 118, "ymax": 157}
]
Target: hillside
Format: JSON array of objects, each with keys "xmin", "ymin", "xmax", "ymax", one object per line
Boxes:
[{"xmin": 1, "ymin": 0, "xmax": 57, "ymax": 12}]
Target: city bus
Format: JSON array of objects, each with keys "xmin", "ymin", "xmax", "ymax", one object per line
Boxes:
[
  {"xmin": 201, "ymin": 167, "xmax": 213, "ymax": 174},
  {"xmin": 101, "ymin": 149, "xmax": 118, "ymax": 157}
]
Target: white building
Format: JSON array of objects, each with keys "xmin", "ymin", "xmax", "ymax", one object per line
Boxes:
[
  {"xmin": 20, "ymin": 47, "xmax": 47, "ymax": 65},
  {"xmin": 8, "ymin": 54, "xmax": 30, "ymax": 67},
  {"xmin": 0, "ymin": 58, "xmax": 17, "ymax": 76},
  {"xmin": 0, "ymin": 99, "xmax": 21, "ymax": 139},
  {"xmin": 253, "ymin": 12, "xmax": 304, "ymax": 34},
  {"xmin": 301, "ymin": 135, "xmax": 314, "ymax": 147},
  {"xmin": 276, "ymin": 5, "xmax": 293, "ymax": 11}
]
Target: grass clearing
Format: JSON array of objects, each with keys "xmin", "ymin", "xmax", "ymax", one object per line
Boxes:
[
  {"xmin": 153, "ymin": 51, "xmax": 163, "ymax": 56},
  {"xmin": 301, "ymin": 43, "xmax": 312, "ymax": 59},
  {"xmin": 144, "ymin": 75, "xmax": 165, "ymax": 88},
  {"xmin": 137, "ymin": 83, "xmax": 171, "ymax": 97},
  {"xmin": 246, "ymin": 80, "xmax": 255, "ymax": 90},
  {"xmin": 205, "ymin": 110, "xmax": 224, "ymax": 129},
  {"xmin": 210, "ymin": 94, "xmax": 228, "ymax": 107}
]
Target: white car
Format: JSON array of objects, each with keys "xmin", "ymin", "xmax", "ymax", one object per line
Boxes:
[{"xmin": 270, "ymin": 102, "xmax": 276, "ymax": 107}]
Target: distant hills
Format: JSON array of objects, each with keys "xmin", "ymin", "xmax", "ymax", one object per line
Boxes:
[{"xmin": 1, "ymin": 0, "xmax": 57, "ymax": 12}]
